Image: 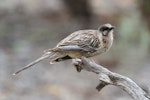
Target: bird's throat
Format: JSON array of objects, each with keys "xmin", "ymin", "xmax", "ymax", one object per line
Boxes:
[{"xmin": 102, "ymin": 36, "xmax": 107, "ymax": 43}]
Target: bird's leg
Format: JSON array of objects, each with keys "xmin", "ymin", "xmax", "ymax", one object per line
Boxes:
[
  {"xmin": 72, "ymin": 58, "xmax": 96, "ymax": 72},
  {"xmin": 72, "ymin": 58, "xmax": 83, "ymax": 72}
]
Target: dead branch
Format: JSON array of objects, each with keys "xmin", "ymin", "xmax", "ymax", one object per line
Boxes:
[{"xmin": 72, "ymin": 57, "xmax": 150, "ymax": 100}]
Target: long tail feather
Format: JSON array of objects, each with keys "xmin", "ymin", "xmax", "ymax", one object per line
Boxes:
[{"xmin": 13, "ymin": 53, "xmax": 52, "ymax": 75}]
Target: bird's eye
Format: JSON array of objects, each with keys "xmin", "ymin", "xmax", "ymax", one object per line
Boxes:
[
  {"xmin": 102, "ymin": 30, "xmax": 108, "ymax": 36},
  {"xmin": 99, "ymin": 26, "xmax": 110, "ymax": 36},
  {"xmin": 99, "ymin": 26, "xmax": 109, "ymax": 32}
]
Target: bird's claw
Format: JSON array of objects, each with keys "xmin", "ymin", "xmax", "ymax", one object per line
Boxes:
[{"xmin": 72, "ymin": 58, "xmax": 83, "ymax": 72}]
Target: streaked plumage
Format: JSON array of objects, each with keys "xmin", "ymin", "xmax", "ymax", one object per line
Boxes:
[{"xmin": 13, "ymin": 23, "xmax": 115, "ymax": 75}]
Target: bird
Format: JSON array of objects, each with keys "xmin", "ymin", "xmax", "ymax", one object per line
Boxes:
[{"xmin": 13, "ymin": 23, "xmax": 115, "ymax": 75}]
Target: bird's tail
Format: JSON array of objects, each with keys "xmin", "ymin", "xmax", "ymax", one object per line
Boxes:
[{"xmin": 13, "ymin": 52, "xmax": 54, "ymax": 75}]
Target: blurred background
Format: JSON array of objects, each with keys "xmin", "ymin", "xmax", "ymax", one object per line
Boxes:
[{"xmin": 0, "ymin": 0, "xmax": 150, "ymax": 100}]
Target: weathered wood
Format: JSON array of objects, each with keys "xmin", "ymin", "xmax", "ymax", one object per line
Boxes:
[{"xmin": 72, "ymin": 57, "xmax": 150, "ymax": 100}]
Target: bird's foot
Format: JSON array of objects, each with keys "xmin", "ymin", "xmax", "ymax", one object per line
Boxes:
[{"xmin": 72, "ymin": 58, "xmax": 83, "ymax": 72}]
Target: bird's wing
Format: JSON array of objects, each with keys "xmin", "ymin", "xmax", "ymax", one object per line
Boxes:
[{"xmin": 55, "ymin": 30, "xmax": 101, "ymax": 53}]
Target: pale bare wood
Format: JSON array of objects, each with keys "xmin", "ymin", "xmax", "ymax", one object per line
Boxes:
[{"xmin": 72, "ymin": 57, "xmax": 150, "ymax": 100}]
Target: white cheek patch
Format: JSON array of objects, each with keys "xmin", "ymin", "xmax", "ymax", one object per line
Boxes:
[{"xmin": 102, "ymin": 31, "xmax": 108, "ymax": 36}]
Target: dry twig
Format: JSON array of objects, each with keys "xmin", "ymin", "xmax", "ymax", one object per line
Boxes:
[{"xmin": 72, "ymin": 57, "xmax": 150, "ymax": 100}]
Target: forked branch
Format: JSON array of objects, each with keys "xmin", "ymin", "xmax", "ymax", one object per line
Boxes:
[{"xmin": 72, "ymin": 57, "xmax": 150, "ymax": 100}]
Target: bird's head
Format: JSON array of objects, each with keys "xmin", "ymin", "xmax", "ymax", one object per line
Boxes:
[{"xmin": 98, "ymin": 23, "xmax": 115, "ymax": 37}]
